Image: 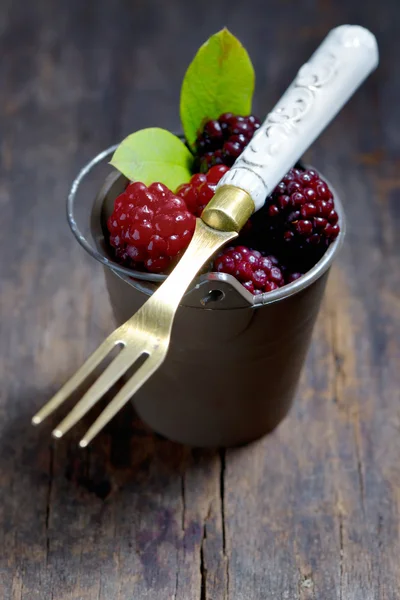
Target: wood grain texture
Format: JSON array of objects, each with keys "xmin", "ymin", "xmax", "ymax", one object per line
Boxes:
[{"xmin": 0, "ymin": 0, "xmax": 399, "ymax": 598}]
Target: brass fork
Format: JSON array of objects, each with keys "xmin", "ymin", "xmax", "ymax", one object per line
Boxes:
[{"xmin": 32, "ymin": 187, "xmax": 252, "ymax": 447}]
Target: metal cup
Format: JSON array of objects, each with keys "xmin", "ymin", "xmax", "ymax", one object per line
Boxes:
[{"xmin": 68, "ymin": 146, "xmax": 345, "ymax": 447}]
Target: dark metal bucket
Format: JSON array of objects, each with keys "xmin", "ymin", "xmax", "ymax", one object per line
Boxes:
[{"xmin": 68, "ymin": 145, "xmax": 345, "ymax": 447}]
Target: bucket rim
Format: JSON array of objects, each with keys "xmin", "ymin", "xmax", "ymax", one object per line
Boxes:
[{"xmin": 67, "ymin": 144, "xmax": 346, "ymax": 307}]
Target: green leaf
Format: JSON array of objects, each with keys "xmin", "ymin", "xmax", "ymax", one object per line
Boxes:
[
  {"xmin": 110, "ymin": 127, "xmax": 194, "ymax": 191},
  {"xmin": 180, "ymin": 28, "xmax": 255, "ymax": 148}
]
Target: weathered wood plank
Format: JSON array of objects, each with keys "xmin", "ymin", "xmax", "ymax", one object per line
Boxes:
[{"xmin": 0, "ymin": 0, "xmax": 399, "ymax": 598}]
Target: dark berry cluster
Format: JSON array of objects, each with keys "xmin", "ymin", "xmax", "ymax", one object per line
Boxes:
[
  {"xmin": 214, "ymin": 246, "xmax": 285, "ymax": 295},
  {"xmin": 247, "ymin": 167, "xmax": 340, "ymax": 269},
  {"xmin": 214, "ymin": 246, "xmax": 304, "ymax": 294},
  {"xmin": 195, "ymin": 113, "xmax": 260, "ymax": 173},
  {"xmin": 267, "ymin": 167, "xmax": 339, "ymax": 246}
]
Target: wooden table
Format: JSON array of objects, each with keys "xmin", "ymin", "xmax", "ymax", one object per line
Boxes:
[{"xmin": 1, "ymin": 1, "xmax": 399, "ymax": 598}]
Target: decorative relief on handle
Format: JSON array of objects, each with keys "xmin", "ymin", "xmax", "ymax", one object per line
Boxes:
[{"xmin": 217, "ymin": 25, "xmax": 379, "ymax": 211}]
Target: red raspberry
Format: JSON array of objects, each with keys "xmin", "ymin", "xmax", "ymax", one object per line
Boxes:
[
  {"xmin": 213, "ymin": 246, "xmax": 285, "ymax": 295},
  {"xmin": 194, "ymin": 113, "xmax": 261, "ymax": 173},
  {"xmin": 107, "ymin": 181, "xmax": 196, "ymax": 273},
  {"xmin": 176, "ymin": 164, "xmax": 230, "ymax": 217}
]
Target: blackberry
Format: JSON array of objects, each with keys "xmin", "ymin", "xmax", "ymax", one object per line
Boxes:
[
  {"xmin": 213, "ymin": 246, "xmax": 285, "ymax": 295},
  {"xmin": 195, "ymin": 113, "xmax": 261, "ymax": 173},
  {"xmin": 249, "ymin": 168, "xmax": 340, "ymax": 269}
]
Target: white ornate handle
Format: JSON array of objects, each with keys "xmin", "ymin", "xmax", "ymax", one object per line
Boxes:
[{"xmin": 217, "ymin": 25, "xmax": 379, "ymax": 211}]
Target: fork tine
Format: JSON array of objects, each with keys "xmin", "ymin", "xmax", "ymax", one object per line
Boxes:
[
  {"xmin": 32, "ymin": 337, "xmax": 121, "ymax": 426},
  {"xmin": 79, "ymin": 352, "xmax": 164, "ymax": 447},
  {"xmin": 52, "ymin": 345, "xmax": 146, "ymax": 439}
]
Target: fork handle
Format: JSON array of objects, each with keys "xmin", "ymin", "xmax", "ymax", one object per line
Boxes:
[{"xmin": 202, "ymin": 24, "xmax": 378, "ymax": 229}]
